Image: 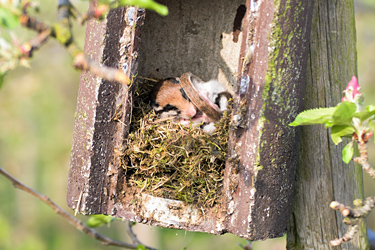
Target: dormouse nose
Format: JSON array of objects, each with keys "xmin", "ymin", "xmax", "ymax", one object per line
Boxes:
[{"xmin": 182, "ymin": 104, "xmax": 197, "ymax": 118}]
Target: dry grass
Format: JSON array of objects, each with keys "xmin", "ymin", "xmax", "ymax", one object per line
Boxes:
[{"xmin": 120, "ymin": 80, "xmax": 231, "ymax": 208}]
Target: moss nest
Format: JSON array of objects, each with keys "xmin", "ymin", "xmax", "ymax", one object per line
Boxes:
[{"xmin": 120, "ymin": 79, "xmax": 231, "ymax": 208}]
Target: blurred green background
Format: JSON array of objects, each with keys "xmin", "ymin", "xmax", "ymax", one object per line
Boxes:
[{"xmin": 0, "ymin": 1, "xmax": 374, "ymax": 249}]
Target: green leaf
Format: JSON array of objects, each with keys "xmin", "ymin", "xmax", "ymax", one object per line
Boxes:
[
  {"xmin": 0, "ymin": 73, "xmax": 4, "ymax": 89},
  {"xmin": 119, "ymin": 0, "xmax": 169, "ymax": 16},
  {"xmin": 289, "ymin": 107, "xmax": 336, "ymax": 126},
  {"xmin": 367, "ymin": 105, "xmax": 375, "ymax": 113},
  {"xmin": 0, "ymin": 8, "xmax": 19, "ymax": 29},
  {"xmin": 332, "ymin": 101, "xmax": 357, "ymax": 126},
  {"xmin": 86, "ymin": 214, "xmax": 114, "ymax": 228},
  {"xmin": 354, "ymin": 111, "xmax": 372, "ymax": 121},
  {"xmin": 369, "ymin": 120, "xmax": 375, "ymax": 143},
  {"xmin": 330, "ymin": 125, "xmax": 355, "ymax": 145},
  {"xmin": 353, "ymin": 105, "xmax": 375, "ymax": 121},
  {"xmin": 342, "ymin": 142, "xmax": 354, "ymax": 164},
  {"xmin": 136, "ymin": 245, "xmax": 146, "ymax": 250}
]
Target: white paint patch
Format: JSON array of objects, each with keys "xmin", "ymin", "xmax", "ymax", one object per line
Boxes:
[
  {"xmin": 228, "ymin": 200, "xmax": 235, "ymax": 215},
  {"xmin": 247, "ymin": 187, "xmax": 256, "ymax": 224},
  {"xmin": 215, "ymin": 221, "xmax": 225, "ymax": 233},
  {"xmin": 122, "ymin": 63, "xmax": 129, "ymax": 74},
  {"xmin": 138, "ymin": 194, "xmax": 200, "ymax": 225},
  {"xmin": 250, "ymin": 188, "xmax": 256, "ymax": 199},
  {"xmin": 127, "ymin": 7, "xmax": 136, "ymax": 26},
  {"xmin": 240, "ymin": 74, "xmax": 250, "ymax": 94},
  {"xmin": 250, "ymin": 0, "xmax": 261, "ymax": 12},
  {"xmin": 226, "ymin": 190, "xmax": 233, "ymax": 200},
  {"xmin": 80, "ymin": 192, "xmax": 89, "ymax": 212}
]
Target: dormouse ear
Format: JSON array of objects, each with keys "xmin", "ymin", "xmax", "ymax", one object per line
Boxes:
[
  {"xmin": 189, "ymin": 73, "xmax": 204, "ymax": 87},
  {"xmin": 164, "ymin": 77, "xmax": 180, "ymax": 84}
]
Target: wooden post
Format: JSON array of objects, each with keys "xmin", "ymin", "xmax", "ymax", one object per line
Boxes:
[
  {"xmin": 287, "ymin": 0, "xmax": 369, "ymax": 249},
  {"xmin": 67, "ymin": 0, "xmax": 314, "ymax": 241}
]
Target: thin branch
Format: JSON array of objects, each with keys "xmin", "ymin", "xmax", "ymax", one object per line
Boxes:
[
  {"xmin": 125, "ymin": 221, "xmax": 142, "ymax": 245},
  {"xmin": 74, "ymin": 5, "xmax": 109, "ymax": 24},
  {"xmin": 19, "ymin": 29, "xmax": 51, "ymax": 57},
  {"xmin": 57, "ymin": 0, "xmax": 108, "ymax": 24},
  {"xmin": 20, "ymin": 12, "xmax": 51, "ymax": 33},
  {"xmin": 354, "ymin": 142, "xmax": 375, "ymax": 179},
  {"xmin": 330, "ymin": 225, "xmax": 359, "ymax": 247},
  {"xmin": 330, "ymin": 197, "xmax": 375, "ymax": 218},
  {"xmin": 19, "ymin": 10, "xmax": 130, "ymax": 86},
  {"xmin": 0, "ymin": 166, "xmax": 156, "ymax": 250},
  {"xmin": 73, "ymin": 53, "xmax": 130, "ymax": 85},
  {"xmin": 330, "ymin": 140, "xmax": 375, "ymax": 247},
  {"xmin": 18, "ymin": 10, "xmax": 53, "ymax": 57},
  {"xmin": 57, "ymin": 2, "xmax": 71, "ymax": 23}
]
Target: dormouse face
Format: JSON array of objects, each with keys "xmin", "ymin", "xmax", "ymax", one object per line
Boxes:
[{"xmin": 150, "ymin": 78, "xmax": 197, "ymax": 120}]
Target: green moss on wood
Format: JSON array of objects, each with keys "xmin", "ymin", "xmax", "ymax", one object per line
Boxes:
[{"xmin": 255, "ymin": 0, "xmax": 308, "ymax": 168}]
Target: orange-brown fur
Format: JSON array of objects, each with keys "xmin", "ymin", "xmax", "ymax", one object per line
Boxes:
[{"xmin": 150, "ymin": 78, "xmax": 197, "ymax": 120}]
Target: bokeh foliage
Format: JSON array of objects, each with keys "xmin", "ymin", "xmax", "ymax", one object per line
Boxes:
[{"xmin": 1, "ymin": 0, "xmax": 374, "ymax": 249}]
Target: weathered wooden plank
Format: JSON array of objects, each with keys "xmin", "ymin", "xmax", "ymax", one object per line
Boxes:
[
  {"xmin": 287, "ymin": 0, "xmax": 368, "ymax": 249},
  {"xmin": 224, "ymin": 0, "xmax": 314, "ymax": 240},
  {"xmin": 66, "ymin": 4, "xmax": 145, "ymax": 214}
]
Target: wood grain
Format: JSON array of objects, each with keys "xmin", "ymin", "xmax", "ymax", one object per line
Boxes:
[{"xmin": 287, "ymin": 1, "xmax": 368, "ymax": 249}]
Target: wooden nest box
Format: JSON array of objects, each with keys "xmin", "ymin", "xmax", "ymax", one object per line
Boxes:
[{"xmin": 67, "ymin": 0, "xmax": 314, "ymax": 241}]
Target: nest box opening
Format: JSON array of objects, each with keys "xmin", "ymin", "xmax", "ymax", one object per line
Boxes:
[{"xmin": 118, "ymin": 0, "xmax": 247, "ymax": 209}]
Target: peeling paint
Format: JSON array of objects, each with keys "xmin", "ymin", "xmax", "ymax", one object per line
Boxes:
[
  {"xmin": 250, "ymin": 0, "xmax": 261, "ymax": 12},
  {"xmin": 126, "ymin": 7, "xmax": 136, "ymax": 26},
  {"xmin": 228, "ymin": 200, "xmax": 235, "ymax": 215},
  {"xmin": 122, "ymin": 63, "xmax": 129, "ymax": 74},
  {"xmin": 240, "ymin": 74, "xmax": 250, "ymax": 94},
  {"xmin": 138, "ymin": 194, "xmax": 201, "ymax": 225}
]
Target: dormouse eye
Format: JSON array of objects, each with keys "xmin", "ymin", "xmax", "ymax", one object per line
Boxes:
[
  {"xmin": 179, "ymin": 88, "xmax": 191, "ymax": 102},
  {"xmin": 159, "ymin": 104, "xmax": 179, "ymax": 113}
]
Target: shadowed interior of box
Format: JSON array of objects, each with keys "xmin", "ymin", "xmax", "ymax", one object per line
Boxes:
[{"xmin": 137, "ymin": 0, "xmax": 246, "ymax": 88}]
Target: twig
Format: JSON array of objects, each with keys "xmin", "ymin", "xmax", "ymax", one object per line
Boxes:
[
  {"xmin": 19, "ymin": 29, "xmax": 51, "ymax": 57},
  {"xmin": 75, "ymin": 190, "xmax": 83, "ymax": 216},
  {"xmin": 20, "ymin": 9, "xmax": 51, "ymax": 33},
  {"xmin": 76, "ymin": 5, "xmax": 109, "ymax": 24},
  {"xmin": 19, "ymin": 4, "xmax": 129, "ymax": 86},
  {"xmin": 354, "ymin": 142, "xmax": 375, "ymax": 179},
  {"xmin": 330, "ymin": 139, "xmax": 375, "ymax": 247},
  {"xmin": 331, "ymin": 197, "xmax": 375, "ymax": 218},
  {"xmin": 73, "ymin": 53, "xmax": 130, "ymax": 86},
  {"xmin": 19, "ymin": 11, "xmax": 52, "ymax": 57},
  {"xmin": 136, "ymin": 76, "xmax": 159, "ymax": 82},
  {"xmin": 330, "ymin": 225, "xmax": 359, "ymax": 247},
  {"xmin": 151, "ymin": 172, "xmax": 178, "ymax": 191},
  {"xmin": 58, "ymin": 0, "xmax": 108, "ymax": 24},
  {"xmin": 0, "ymin": 166, "xmax": 156, "ymax": 250},
  {"xmin": 125, "ymin": 221, "xmax": 142, "ymax": 245},
  {"xmin": 139, "ymin": 179, "xmax": 148, "ymax": 193}
]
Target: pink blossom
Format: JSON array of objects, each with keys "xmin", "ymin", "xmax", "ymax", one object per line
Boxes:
[{"xmin": 341, "ymin": 76, "xmax": 361, "ymax": 102}]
